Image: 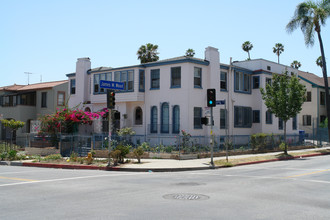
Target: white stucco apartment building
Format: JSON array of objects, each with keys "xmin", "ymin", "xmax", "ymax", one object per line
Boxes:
[{"xmin": 66, "ymin": 46, "xmax": 299, "ymax": 144}]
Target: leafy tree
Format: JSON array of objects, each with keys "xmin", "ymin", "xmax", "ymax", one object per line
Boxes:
[
  {"xmin": 185, "ymin": 48, "xmax": 195, "ymax": 57},
  {"xmin": 316, "ymin": 56, "xmax": 323, "ymax": 68},
  {"xmin": 273, "ymin": 43, "xmax": 284, "ymax": 63},
  {"xmin": 137, "ymin": 43, "xmax": 159, "ymax": 64},
  {"xmin": 291, "ymin": 60, "xmax": 302, "ymax": 69},
  {"xmin": 286, "ymin": 0, "xmax": 330, "ymax": 141},
  {"xmin": 242, "ymin": 41, "xmax": 253, "ymax": 60},
  {"xmin": 0, "ymin": 119, "xmax": 25, "ymax": 150},
  {"xmin": 260, "ymin": 72, "xmax": 306, "ymax": 154}
]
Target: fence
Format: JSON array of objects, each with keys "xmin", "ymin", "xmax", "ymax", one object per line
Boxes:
[{"xmin": 14, "ymin": 132, "xmax": 307, "ymax": 157}]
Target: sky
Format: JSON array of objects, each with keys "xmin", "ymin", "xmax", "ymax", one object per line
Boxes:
[{"xmin": 1, "ymin": 0, "xmax": 329, "ymax": 87}]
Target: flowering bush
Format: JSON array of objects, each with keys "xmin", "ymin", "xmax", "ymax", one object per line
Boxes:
[{"xmin": 38, "ymin": 107, "xmax": 108, "ymax": 134}]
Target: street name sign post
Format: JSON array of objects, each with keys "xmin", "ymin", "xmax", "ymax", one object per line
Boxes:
[{"xmin": 99, "ymin": 80, "xmax": 124, "ymax": 166}]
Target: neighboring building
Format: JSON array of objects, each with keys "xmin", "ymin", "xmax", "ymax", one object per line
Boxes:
[
  {"xmin": 0, "ymin": 80, "xmax": 68, "ymax": 140},
  {"xmin": 66, "ymin": 47, "xmax": 300, "ymax": 145},
  {"xmin": 298, "ymin": 70, "xmax": 329, "ymax": 133}
]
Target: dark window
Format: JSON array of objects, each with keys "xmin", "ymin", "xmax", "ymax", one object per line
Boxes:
[
  {"xmin": 220, "ymin": 71, "xmax": 227, "ymax": 91},
  {"xmin": 172, "ymin": 105, "xmax": 180, "ymax": 134},
  {"xmin": 194, "ymin": 107, "xmax": 202, "ymax": 129},
  {"xmin": 70, "ymin": 79, "xmax": 76, "ymax": 94},
  {"xmin": 135, "ymin": 107, "xmax": 143, "ymax": 125},
  {"xmin": 320, "ymin": 115, "xmax": 326, "ymax": 123},
  {"xmin": 139, "ymin": 70, "xmax": 145, "ymax": 92},
  {"xmin": 41, "ymin": 92, "xmax": 47, "ymax": 108},
  {"xmin": 151, "ymin": 69, "xmax": 160, "ymax": 89},
  {"xmin": 253, "ymin": 76, "xmax": 260, "ymax": 89},
  {"xmin": 234, "ymin": 106, "xmax": 252, "ymax": 128},
  {"xmin": 194, "ymin": 67, "xmax": 202, "ymax": 88},
  {"xmin": 292, "ymin": 116, "xmax": 297, "ymax": 130},
  {"xmin": 320, "ymin": 91, "xmax": 325, "ymax": 105},
  {"xmin": 267, "ymin": 66, "xmax": 271, "ymax": 71},
  {"xmin": 253, "ymin": 110, "xmax": 260, "ymax": 123},
  {"xmin": 161, "ymin": 103, "xmax": 169, "ymax": 133},
  {"xmin": 306, "ymin": 91, "xmax": 311, "ymax": 102},
  {"xmin": 278, "ymin": 118, "xmax": 283, "ymax": 130},
  {"xmin": 220, "ymin": 109, "xmax": 227, "ymax": 129},
  {"xmin": 266, "ymin": 110, "xmax": 272, "ymax": 124},
  {"xmin": 171, "ymin": 67, "xmax": 181, "ymax": 88},
  {"xmin": 303, "ymin": 115, "xmax": 312, "ymax": 126},
  {"xmin": 150, "ymin": 106, "xmax": 158, "ymax": 133}
]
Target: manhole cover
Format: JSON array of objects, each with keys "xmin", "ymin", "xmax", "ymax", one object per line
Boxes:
[{"xmin": 163, "ymin": 193, "xmax": 209, "ymax": 201}]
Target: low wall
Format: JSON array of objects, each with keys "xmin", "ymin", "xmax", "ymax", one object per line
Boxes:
[{"xmin": 25, "ymin": 147, "xmax": 60, "ymax": 156}]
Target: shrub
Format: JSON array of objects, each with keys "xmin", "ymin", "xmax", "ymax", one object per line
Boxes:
[
  {"xmin": 250, "ymin": 133, "xmax": 268, "ymax": 152},
  {"xmin": 44, "ymin": 154, "xmax": 62, "ymax": 161},
  {"xmin": 70, "ymin": 152, "xmax": 79, "ymax": 162},
  {"xmin": 115, "ymin": 144, "xmax": 130, "ymax": 163},
  {"xmin": 133, "ymin": 146, "xmax": 144, "ymax": 163},
  {"xmin": 85, "ymin": 152, "xmax": 93, "ymax": 165},
  {"xmin": 110, "ymin": 150, "xmax": 121, "ymax": 166},
  {"xmin": 8, "ymin": 150, "xmax": 17, "ymax": 161},
  {"xmin": 1, "ymin": 152, "xmax": 8, "ymax": 160}
]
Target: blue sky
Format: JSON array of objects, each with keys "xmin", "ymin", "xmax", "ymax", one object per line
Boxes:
[{"xmin": 1, "ymin": 0, "xmax": 329, "ymax": 87}]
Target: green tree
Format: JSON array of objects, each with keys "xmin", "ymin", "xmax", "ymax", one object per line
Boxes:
[
  {"xmin": 137, "ymin": 43, "xmax": 159, "ymax": 64},
  {"xmin": 0, "ymin": 119, "xmax": 25, "ymax": 150},
  {"xmin": 273, "ymin": 43, "xmax": 284, "ymax": 64},
  {"xmin": 316, "ymin": 56, "xmax": 323, "ymax": 68},
  {"xmin": 291, "ymin": 60, "xmax": 302, "ymax": 69},
  {"xmin": 286, "ymin": 0, "xmax": 330, "ymax": 141},
  {"xmin": 185, "ymin": 48, "xmax": 195, "ymax": 57},
  {"xmin": 242, "ymin": 41, "xmax": 253, "ymax": 60},
  {"xmin": 260, "ymin": 72, "xmax": 306, "ymax": 154}
]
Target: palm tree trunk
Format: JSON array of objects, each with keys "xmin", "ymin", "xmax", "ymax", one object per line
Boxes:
[
  {"xmin": 278, "ymin": 55, "xmax": 280, "ymax": 64},
  {"xmin": 248, "ymin": 51, "xmax": 250, "ymax": 60},
  {"xmin": 317, "ymin": 31, "xmax": 330, "ymax": 143}
]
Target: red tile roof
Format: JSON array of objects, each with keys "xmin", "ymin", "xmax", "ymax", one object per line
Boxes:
[{"xmin": 0, "ymin": 80, "xmax": 68, "ymax": 92}]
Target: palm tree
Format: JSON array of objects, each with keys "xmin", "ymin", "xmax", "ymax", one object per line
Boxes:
[
  {"xmin": 242, "ymin": 41, "xmax": 253, "ymax": 60},
  {"xmin": 273, "ymin": 43, "xmax": 284, "ymax": 63},
  {"xmin": 137, "ymin": 43, "xmax": 159, "ymax": 64},
  {"xmin": 286, "ymin": 0, "xmax": 330, "ymax": 140},
  {"xmin": 291, "ymin": 60, "xmax": 302, "ymax": 69},
  {"xmin": 316, "ymin": 56, "xmax": 323, "ymax": 68},
  {"xmin": 185, "ymin": 48, "xmax": 195, "ymax": 57}
]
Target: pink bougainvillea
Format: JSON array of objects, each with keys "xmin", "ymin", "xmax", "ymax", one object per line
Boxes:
[{"xmin": 39, "ymin": 107, "xmax": 108, "ymax": 134}]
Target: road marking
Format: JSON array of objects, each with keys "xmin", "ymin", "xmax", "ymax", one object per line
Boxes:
[
  {"xmin": 0, "ymin": 176, "xmax": 37, "ymax": 182},
  {"xmin": 284, "ymin": 169, "xmax": 330, "ymax": 178},
  {"xmin": 0, "ymin": 172, "xmax": 148, "ymax": 187}
]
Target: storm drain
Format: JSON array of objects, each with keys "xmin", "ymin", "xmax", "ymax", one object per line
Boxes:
[{"xmin": 163, "ymin": 193, "xmax": 209, "ymax": 201}]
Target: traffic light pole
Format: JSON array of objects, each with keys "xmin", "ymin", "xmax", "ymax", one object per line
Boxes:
[
  {"xmin": 210, "ymin": 106, "xmax": 214, "ymax": 168},
  {"xmin": 107, "ymin": 109, "xmax": 112, "ymax": 166}
]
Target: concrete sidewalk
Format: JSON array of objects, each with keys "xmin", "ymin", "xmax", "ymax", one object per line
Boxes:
[{"xmin": 2, "ymin": 146, "xmax": 330, "ymax": 172}]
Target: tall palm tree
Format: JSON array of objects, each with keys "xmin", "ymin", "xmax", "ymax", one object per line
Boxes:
[
  {"xmin": 137, "ymin": 43, "xmax": 159, "ymax": 64},
  {"xmin": 316, "ymin": 56, "xmax": 323, "ymax": 68},
  {"xmin": 242, "ymin": 41, "xmax": 253, "ymax": 60},
  {"xmin": 273, "ymin": 43, "xmax": 284, "ymax": 64},
  {"xmin": 185, "ymin": 48, "xmax": 195, "ymax": 57},
  {"xmin": 286, "ymin": 0, "xmax": 330, "ymax": 140},
  {"xmin": 291, "ymin": 60, "xmax": 302, "ymax": 69}
]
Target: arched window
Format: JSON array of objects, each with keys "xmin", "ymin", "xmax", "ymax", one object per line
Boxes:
[
  {"xmin": 172, "ymin": 105, "xmax": 180, "ymax": 134},
  {"xmin": 135, "ymin": 107, "xmax": 143, "ymax": 125},
  {"xmin": 161, "ymin": 102, "xmax": 169, "ymax": 133},
  {"xmin": 85, "ymin": 107, "xmax": 91, "ymax": 112},
  {"xmin": 150, "ymin": 106, "xmax": 158, "ymax": 133}
]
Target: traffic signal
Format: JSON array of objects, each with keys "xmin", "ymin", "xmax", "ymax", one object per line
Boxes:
[
  {"xmin": 107, "ymin": 90, "xmax": 115, "ymax": 109},
  {"xmin": 201, "ymin": 117, "xmax": 209, "ymax": 125},
  {"xmin": 207, "ymin": 89, "xmax": 216, "ymax": 107}
]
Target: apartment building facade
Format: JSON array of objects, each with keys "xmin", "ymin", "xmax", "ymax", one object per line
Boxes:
[{"xmin": 66, "ymin": 47, "xmax": 299, "ymax": 145}]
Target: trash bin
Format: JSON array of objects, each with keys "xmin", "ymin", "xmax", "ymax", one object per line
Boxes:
[{"xmin": 299, "ymin": 130, "xmax": 305, "ymax": 143}]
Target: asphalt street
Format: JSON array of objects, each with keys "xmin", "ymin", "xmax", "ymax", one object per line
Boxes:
[{"xmin": 1, "ymin": 155, "xmax": 330, "ymax": 220}]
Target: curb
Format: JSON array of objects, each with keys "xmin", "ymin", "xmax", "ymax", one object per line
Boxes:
[{"xmin": 1, "ymin": 151, "xmax": 329, "ymax": 172}]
